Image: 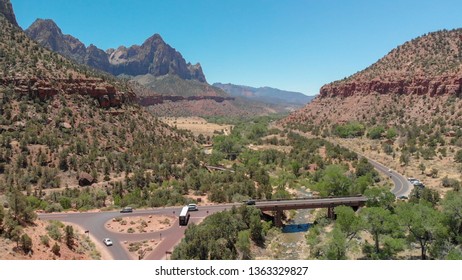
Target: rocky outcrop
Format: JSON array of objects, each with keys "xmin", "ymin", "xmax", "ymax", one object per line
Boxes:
[
  {"xmin": 0, "ymin": 0, "xmax": 18, "ymax": 27},
  {"xmin": 0, "ymin": 77, "xmax": 135, "ymax": 108},
  {"xmin": 320, "ymin": 75, "xmax": 462, "ymax": 98},
  {"xmin": 283, "ymin": 28, "xmax": 462, "ymax": 128},
  {"xmin": 319, "ymin": 29, "xmax": 462, "ymax": 98},
  {"xmin": 25, "ymin": 19, "xmax": 206, "ymax": 82},
  {"xmin": 85, "ymin": 44, "xmax": 111, "ymax": 71},
  {"xmin": 78, "ymin": 172, "xmax": 95, "ymax": 186}
]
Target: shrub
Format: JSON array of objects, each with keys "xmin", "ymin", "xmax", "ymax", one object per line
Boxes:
[
  {"xmin": 455, "ymin": 150, "xmax": 462, "ymax": 163},
  {"xmin": 51, "ymin": 242, "xmax": 60, "ymax": 256},
  {"xmin": 46, "ymin": 221, "xmax": 63, "ymax": 241},
  {"xmin": 40, "ymin": 235, "xmax": 50, "ymax": 247},
  {"xmin": 368, "ymin": 126, "xmax": 385, "ymax": 139},
  {"xmin": 442, "ymin": 176, "xmax": 461, "ymax": 190},
  {"xmin": 21, "ymin": 234, "xmax": 33, "ymax": 254}
]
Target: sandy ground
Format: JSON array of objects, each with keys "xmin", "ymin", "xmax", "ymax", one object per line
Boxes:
[
  {"xmin": 105, "ymin": 215, "xmax": 175, "ymax": 234},
  {"xmin": 105, "ymin": 215, "xmax": 176, "ymax": 260},
  {"xmin": 160, "ymin": 117, "xmax": 233, "ymax": 137}
]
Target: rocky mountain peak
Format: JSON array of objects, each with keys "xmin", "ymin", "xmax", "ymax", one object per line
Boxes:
[
  {"xmin": 27, "ymin": 18, "xmax": 62, "ymax": 36},
  {"xmin": 25, "ymin": 20, "xmax": 207, "ymax": 83},
  {"xmin": 0, "ymin": 0, "xmax": 18, "ymax": 27},
  {"xmin": 26, "ymin": 19, "xmax": 87, "ymax": 64},
  {"xmin": 144, "ymin": 33, "xmax": 164, "ymax": 45}
]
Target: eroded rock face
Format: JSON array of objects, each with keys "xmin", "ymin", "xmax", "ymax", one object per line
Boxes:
[
  {"xmin": 78, "ymin": 172, "xmax": 94, "ymax": 186},
  {"xmin": 0, "ymin": 0, "xmax": 18, "ymax": 27},
  {"xmin": 0, "ymin": 77, "xmax": 135, "ymax": 108},
  {"xmin": 318, "ymin": 29, "xmax": 462, "ymax": 99},
  {"xmin": 282, "ymin": 29, "xmax": 462, "ymax": 128},
  {"xmin": 319, "ymin": 76, "xmax": 462, "ymax": 98}
]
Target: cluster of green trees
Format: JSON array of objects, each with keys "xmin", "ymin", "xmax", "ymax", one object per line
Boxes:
[
  {"xmin": 172, "ymin": 206, "xmax": 270, "ymax": 260},
  {"xmin": 307, "ymin": 188, "xmax": 462, "ymax": 260},
  {"xmin": 0, "ymin": 187, "xmax": 36, "ymax": 254},
  {"xmin": 311, "ymin": 160, "xmax": 379, "ymax": 197},
  {"xmin": 0, "ymin": 187, "xmax": 80, "ymax": 256},
  {"xmin": 333, "ymin": 122, "xmax": 365, "ymax": 138}
]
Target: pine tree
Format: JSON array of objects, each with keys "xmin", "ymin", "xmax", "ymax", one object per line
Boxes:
[
  {"xmin": 20, "ymin": 233, "xmax": 32, "ymax": 254},
  {"xmin": 52, "ymin": 242, "xmax": 60, "ymax": 256},
  {"xmin": 65, "ymin": 225, "xmax": 74, "ymax": 249}
]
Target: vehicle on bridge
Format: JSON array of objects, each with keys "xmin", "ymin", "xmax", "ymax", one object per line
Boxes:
[
  {"xmin": 245, "ymin": 199, "xmax": 256, "ymax": 205},
  {"xmin": 179, "ymin": 206, "xmax": 190, "ymax": 226},
  {"xmin": 120, "ymin": 206, "xmax": 133, "ymax": 213}
]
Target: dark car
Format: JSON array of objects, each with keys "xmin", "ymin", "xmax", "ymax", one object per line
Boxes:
[
  {"xmin": 246, "ymin": 200, "xmax": 256, "ymax": 205},
  {"xmin": 120, "ymin": 207, "xmax": 133, "ymax": 213}
]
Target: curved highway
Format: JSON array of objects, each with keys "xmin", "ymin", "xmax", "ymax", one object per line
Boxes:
[{"xmin": 365, "ymin": 156, "xmax": 413, "ymax": 197}]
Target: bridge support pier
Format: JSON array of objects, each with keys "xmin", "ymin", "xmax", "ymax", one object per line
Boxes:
[
  {"xmin": 274, "ymin": 209, "xmax": 283, "ymax": 227},
  {"xmin": 327, "ymin": 207, "xmax": 336, "ymax": 219}
]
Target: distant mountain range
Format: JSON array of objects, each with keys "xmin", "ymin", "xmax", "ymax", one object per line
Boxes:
[
  {"xmin": 213, "ymin": 83, "xmax": 314, "ymax": 107},
  {"xmin": 25, "ymin": 19, "xmax": 206, "ymax": 82},
  {"xmin": 23, "ymin": 17, "xmax": 314, "ymax": 116}
]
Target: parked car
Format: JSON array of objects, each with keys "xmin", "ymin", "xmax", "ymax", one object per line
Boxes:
[
  {"xmin": 188, "ymin": 203, "xmax": 198, "ymax": 211},
  {"xmin": 408, "ymin": 178, "xmax": 421, "ymax": 185},
  {"xmin": 120, "ymin": 207, "xmax": 133, "ymax": 213},
  {"xmin": 103, "ymin": 238, "xmax": 113, "ymax": 246}
]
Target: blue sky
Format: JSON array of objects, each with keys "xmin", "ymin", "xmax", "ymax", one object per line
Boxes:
[{"xmin": 11, "ymin": 0, "xmax": 462, "ymax": 95}]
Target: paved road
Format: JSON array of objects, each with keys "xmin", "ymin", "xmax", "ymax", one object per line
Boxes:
[
  {"xmin": 36, "ymin": 195, "xmax": 371, "ymax": 260},
  {"xmin": 366, "ymin": 157, "xmax": 413, "ymax": 197},
  {"xmin": 288, "ymin": 129, "xmax": 412, "ymax": 197},
  {"xmin": 38, "ymin": 204, "xmax": 239, "ymax": 260}
]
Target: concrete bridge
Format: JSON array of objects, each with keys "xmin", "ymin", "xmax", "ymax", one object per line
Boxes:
[{"xmin": 254, "ymin": 196, "xmax": 368, "ymax": 227}]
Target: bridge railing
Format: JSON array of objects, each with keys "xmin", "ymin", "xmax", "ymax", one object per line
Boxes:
[{"xmin": 250, "ymin": 194, "xmax": 365, "ymax": 203}]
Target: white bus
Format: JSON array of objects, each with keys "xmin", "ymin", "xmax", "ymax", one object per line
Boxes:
[{"xmin": 179, "ymin": 206, "xmax": 190, "ymax": 226}]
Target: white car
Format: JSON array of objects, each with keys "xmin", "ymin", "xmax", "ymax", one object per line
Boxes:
[
  {"xmin": 188, "ymin": 203, "xmax": 198, "ymax": 211},
  {"xmin": 103, "ymin": 238, "xmax": 113, "ymax": 246}
]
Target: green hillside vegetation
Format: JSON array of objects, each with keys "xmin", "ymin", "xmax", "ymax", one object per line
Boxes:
[
  {"xmin": 0, "ymin": 15, "xmax": 201, "ymax": 233},
  {"xmin": 307, "ymin": 188, "xmax": 462, "ymax": 260},
  {"xmin": 172, "ymin": 206, "xmax": 268, "ymax": 260}
]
